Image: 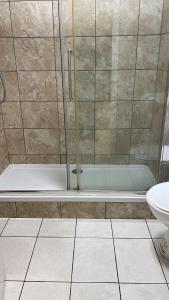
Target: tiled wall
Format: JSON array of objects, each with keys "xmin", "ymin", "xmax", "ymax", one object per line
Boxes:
[{"xmin": 0, "ymin": 0, "xmax": 169, "ymax": 178}]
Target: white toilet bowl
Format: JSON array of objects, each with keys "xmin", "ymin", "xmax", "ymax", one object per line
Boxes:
[{"xmin": 146, "ymin": 182, "xmax": 169, "ymax": 259}]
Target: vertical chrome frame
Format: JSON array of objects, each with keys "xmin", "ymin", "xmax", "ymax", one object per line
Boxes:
[
  {"xmin": 58, "ymin": 0, "xmax": 71, "ymax": 189},
  {"xmin": 159, "ymin": 69, "xmax": 169, "ymax": 182}
]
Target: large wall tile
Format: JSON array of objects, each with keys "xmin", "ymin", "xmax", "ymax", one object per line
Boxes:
[
  {"xmin": 18, "ymin": 71, "xmax": 57, "ymax": 102},
  {"xmin": 0, "ymin": 38, "xmax": 16, "ymax": 71},
  {"xmin": 58, "ymin": 102, "xmax": 94, "ymax": 129},
  {"xmin": 0, "ymin": 130, "xmax": 8, "ymax": 162},
  {"xmin": 66, "ymin": 130, "xmax": 94, "ymax": 155},
  {"xmin": 136, "ymin": 35, "xmax": 160, "ymax": 69},
  {"xmin": 10, "ymin": 1, "xmax": 53, "ymax": 37},
  {"xmin": 0, "ymin": 2, "xmax": 12, "ymax": 37},
  {"xmin": 96, "ymin": 0, "xmax": 139, "ymax": 35},
  {"xmin": 16, "ymin": 202, "xmax": 61, "ymax": 218},
  {"xmin": 95, "ymin": 129, "xmax": 130, "ymax": 154},
  {"xmin": 14, "ymin": 38, "xmax": 55, "ymax": 70},
  {"xmin": 96, "ymin": 70, "xmax": 135, "ymax": 100},
  {"xmin": 96, "ymin": 36, "xmax": 137, "ymax": 70},
  {"xmin": 139, "ymin": 0, "xmax": 163, "ymax": 34},
  {"xmin": 2, "ymin": 102, "xmax": 22, "ymax": 128},
  {"xmin": 95, "ymin": 155, "xmax": 129, "ymax": 164},
  {"xmin": 24, "ymin": 129, "xmax": 60, "ymax": 154},
  {"xmin": 76, "ymin": 71, "xmax": 95, "ymax": 101},
  {"xmin": 134, "ymin": 70, "xmax": 157, "ymax": 101},
  {"xmin": 56, "ymin": 0, "xmax": 95, "ymax": 36},
  {"xmin": 155, "ymin": 70, "xmax": 168, "ymax": 103},
  {"xmin": 3, "ymin": 72, "xmax": 19, "ymax": 101},
  {"xmin": 130, "ymin": 129, "xmax": 151, "ymax": 155},
  {"xmin": 162, "ymin": 0, "xmax": 169, "ymax": 33},
  {"xmin": 158, "ymin": 33, "xmax": 169, "ymax": 70},
  {"xmin": 106, "ymin": 202, "xmax": 151, "ymax": 219},
  {"xmin": 61, "ymin": 202, "xmax": 105, "ymax": 218},
  {"xmin": 132, "ymin": 101, "xmax": 153, "ymax": 129},
  {"xmin": 61, "ymin": 154, "xmax": 94, "ymax": 164},
  {"xmin": 21, "ymin": 102, "xmax": 58, "ymax": 128},
  {"xmin": 95, "ymin": 101, "xmax": 132, "ymax": 129},
  {"xmin": 26, "ymin": 154, "xmax": 60, "ymax": 164},
  {"xmin": 5, "ymin": 129, "xmax": 25, "ymax": 154},
  {"xmin": 0, "ymin": 202, "xmax": 16, "ymax": 218}
]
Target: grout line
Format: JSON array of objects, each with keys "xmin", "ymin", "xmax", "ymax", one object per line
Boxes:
[
  {"xmin": 4, "ymin": 279, "xmax": 169, "ymax": 284},
  {"xmin": 145, "ymin": 220, "xmax": 169, "ymax": 289},
  {"xmin": 18, "ymin": 218, "xmax": 43, "ymax": 300},
  {"xmin": 0, "ymin": 34, "xmax": 165, "ymax": 38},
  {"xmin": 110, "ymin": 219, "xmax": 122, "ymax": 300},
  {"xmin": 69, "ymin": 218, "xmax": 77, "ymax": 300},
  {"xmin": 0, "ymin": 218, "xmax": 9, "ymax": 236},
  {"xmin": 0, "ymin": 235, "xmax": 157, "ymax": 240}
]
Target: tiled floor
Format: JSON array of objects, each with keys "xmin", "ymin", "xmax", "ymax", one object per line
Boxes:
[{"xmin": 0, "ymin": 218, "xmax": 169, "ymax": 299}]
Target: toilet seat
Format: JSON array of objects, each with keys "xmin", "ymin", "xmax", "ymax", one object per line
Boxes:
[{"xmin": 147, "ymin": 182, "xmax": 169, "ymax": 213}]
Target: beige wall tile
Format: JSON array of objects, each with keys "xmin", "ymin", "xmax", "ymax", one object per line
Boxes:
[
  {"xmin": 61, "ymin": 154, "xmax": 94, "ymax": 164},
  {"xmin": 130, "ymin": 129, "xmax": 151, "ymax": 155},
  {"xmin": 0, "ymin": 202, "xmax": 16, "ymax": 218},
  {"xmin": 53, "ymin": 1, "xmax": 59, "ymax": 36},
  {"xmin": 136, "ymin": 35, "xmax": 160, "ymax": 69},
  {"xmin": 24, "ymin": 129, "xmax": 60, "ymax": 154},
  {"xmin": 139, "ymin": 0, "xmax": 163, "ymax": 34},
  {"xmin": 0, "ymin": 130, "xmax": 8, "ymax": 161},
  {"xmin": 0, "ymin": 2, "xmax": 12, "ymax": 37},
  {"xmin": 11, "ymin": 1, "xmax": 53, "ymax": 37},
  {"xmin": 5, "ymin": 129, "xmax": 25, "ymax": 154},
  {"xmin": 132, "ymin": 101, "xmax": 154, "ymax": 129},
  {"xmin": 16, "ymin": 202, "xmax": 61, "ymax": 218},
  {"xmin": 106, "ymin": 202, "xmax": 151, "ymax": 219},
  {"xmin": 14, "ymin": 38, "xmax": 55, "ymax": 70},
  {"xmin": 96, "ymin": 36, "xmax": 137, "ymax": 70},
  {"xmin": 55, "ymin": 0, "xmax": 95, "ymax": 36},
  {"xmin": 95, "ymin": 155, "xmax": 129, "ymax": 164},
  {"xmin": 162, "ymin": 0, "xmax": 169, "ymax": 33},
  {"xmin": 61, "ymin": 202, "xmax": 105, "ymax": 218},
  {"xmin": 96, "ymin": 70, "xmax": 135, "ymax": 100},
  {"xmin": 58, "ymin": 102, "xmax": 94, "ymax": 129},
  {"xmin": 155, "ymin": 70, "xmax": 168, "ymax": 103},
  {"xmin": 96, "ymin": 0, "xmax": 139, "ymax": 35},
  {"xmin": 66, "ymin": 130, "xmax": 94, "ymax": 155},
  {"xmin": 3, "ymin": 72, "xmax": 19, "ymax": 101},
  {"xmin": 76, "ymin": 71, "xmax": 95, "ymax": 101},
  {"xmin": 134, "ymin": 70, "xmax": 156, "ymax": 101},
  {"xmin": 2, "ymin": 102, "xmax": 22, "ymax": 128},
  {"xmin": 0, "ymin": 38, "xmax": 16, "ymax": 71},
  {"xmin": 158, "ymin": 33, "xmax": 169, "ymax": 70},
  {"xmin": 9, "ymin": 154, "xmax": 27, "ymax": 164},
  {"xmin": 26, "ymin": 154, "xmax": 60, "ymax": 164},
  {"xmin": 21, "ymin": 102, "xmax": 58, "ymax": 128},
  {"xmin": 95, "ymin": 129, "xmax": 130, "ymax": 155},
  {"xmin": 18, "ymin": 71, "xmax": 57, "ymax": 102},
  {"xmin": 95, "ymin": 101, "xmax": 132, "ymax": 129}
]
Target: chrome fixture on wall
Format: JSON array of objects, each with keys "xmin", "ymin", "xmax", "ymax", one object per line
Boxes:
[{"xmin": 0, "ymin": 72, "xmax": 6, "ymax": 104}]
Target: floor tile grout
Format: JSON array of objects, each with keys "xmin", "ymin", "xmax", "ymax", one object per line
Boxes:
[
  {"xmin": 18, "ymin": 218, "xmax": 44, "ymax": 300},
  {"xmin": 110, "ymin": 219, "xmax": 122, "ymax": 300},
  {"xmin": 69, "ymin": 219, "xmax": 77, "ymax": 300}
]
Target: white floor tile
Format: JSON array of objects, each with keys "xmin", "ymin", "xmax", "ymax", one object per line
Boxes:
[
  {"xmin": 2, "ymin": 218, "xmax": 42, "ymax": 237},
  {"xmin": 0, "ymin": 237, "xmax": 35, "ymax": 280},
  {"xmin": 39, "ymin": 219, "xmax": 76, "ymax": 237},
  {"xmin": 154, "ymin": 239, "xmax": 169, "ymax": 283},
  {"xmin": 76, "ymin": 219, "xmax": 112, "ymax": 238},
  {"xmin": 73, "ymin": 238, "xmax": 117, "ymax": 282},
  {"xmin": 26, "ymin": 238, "xmax": 74, "ymax": 281},
  {"xmin": 71, "ymin": 283, "xmax": 120, "ymax": 300},
  {"xmin": 115, "ymin": 239, "xmax": 165, "ymax": 283},
  {"xmin": 0, "ymin": 219, "xmax": 8, "ymax": 235},
  {"xmin": 4, "ymin": 281, "xmax": 23, "ymax": 300},
  {"xmin": 111, "ymin": 219, "xmax": 150, "ymax": 238},
  {"xmin": 120, "ymin": 284, "xmax": 169, "ymax": 300},
  {"xmin": 20, "ymin": 282, "xmax": 70, "ymax": 300},
  {"xmin": 147, "ymin": 220, "xmax": 167, "ymax": 239}
]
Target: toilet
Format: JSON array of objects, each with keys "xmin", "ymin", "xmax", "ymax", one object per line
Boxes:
[{"xmin": 146, "ymin": 182, "xmax": 169, "ymax": 259}]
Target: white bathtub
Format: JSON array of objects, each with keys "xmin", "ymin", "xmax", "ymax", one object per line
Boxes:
[{"xmin": 0, "ymin": 164, "xmax": 156, "ymax": 202}]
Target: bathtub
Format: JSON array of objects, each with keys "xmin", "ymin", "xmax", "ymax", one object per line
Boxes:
[{"xmin": 0, "ymin": 164, "xmax": 156, "ymax": 203}]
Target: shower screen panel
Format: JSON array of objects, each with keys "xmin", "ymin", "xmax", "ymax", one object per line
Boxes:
[{"xmin": 59, "ymin": 0, "xmax": 168, "ymax": 191}]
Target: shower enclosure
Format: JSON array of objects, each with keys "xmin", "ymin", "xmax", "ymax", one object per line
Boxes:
[{"xmin": 0, "ymin": 0, "xmax": 169, "ymax": 195}]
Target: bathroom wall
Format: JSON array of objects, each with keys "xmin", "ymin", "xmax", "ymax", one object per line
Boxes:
[{"xmin": 0, "ymin": 0, "xmax": 169, "ymax": 177}]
